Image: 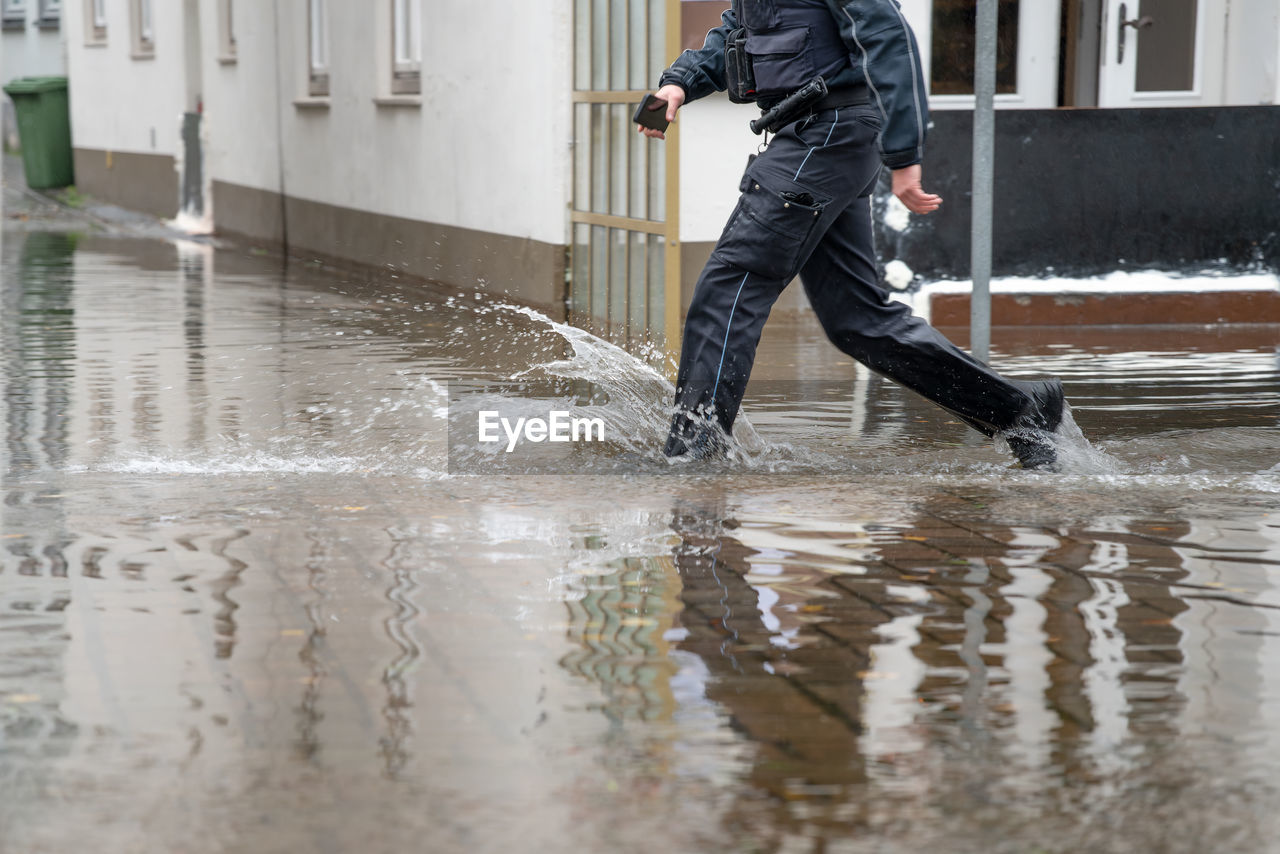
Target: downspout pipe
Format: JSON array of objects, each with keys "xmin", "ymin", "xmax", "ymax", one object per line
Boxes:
[{"xmin": 272, "ymin": 0, "xmax": 289, "ymax": 253}]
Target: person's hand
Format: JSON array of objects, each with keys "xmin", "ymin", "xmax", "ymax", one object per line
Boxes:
[
  {"xmin": 637, "ymin": 84, "xmax": 686, "ymax": 140},
  {"xmin": 891, "ymin": 164, "xmax": 942, "ymax": 215}
]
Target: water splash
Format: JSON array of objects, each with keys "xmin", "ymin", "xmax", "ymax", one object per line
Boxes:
[
  {"xmin": 995, "ymin": 404, "xmax": 1123, "ymax": 477},
  {"xmin": 50, "ymin": 276, "xmax": 1273, "ymax": 484},
  {"xmin": 495, "ymin": 303, "xmax": 767, "ymax": 460},
  {"xmin": 90, "ymin": 451, "xmax": 382, "ymax": 476},
  {"xmin": 503, "ymin": 303, "xmax": 677, "ymax": 455}
]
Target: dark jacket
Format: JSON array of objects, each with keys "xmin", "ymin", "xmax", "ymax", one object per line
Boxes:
[{"xmin": 658, "ymin": 0, "xmax": 928, "ymax": 169}]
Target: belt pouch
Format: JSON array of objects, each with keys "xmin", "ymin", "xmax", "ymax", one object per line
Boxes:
[{"xmin": 725, "ymin": 28, "xmax": 756, "ymax": 104}]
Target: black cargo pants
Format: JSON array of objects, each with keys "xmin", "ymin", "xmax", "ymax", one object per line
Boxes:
[{"xmin": 664, "ymin": 104, "xmax": 1034, "ymax": 456}]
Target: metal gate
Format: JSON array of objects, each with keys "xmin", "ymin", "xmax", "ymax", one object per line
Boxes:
[{"xmin": 570, "ymin": 0, "xmax": 682, "ymax": 358}]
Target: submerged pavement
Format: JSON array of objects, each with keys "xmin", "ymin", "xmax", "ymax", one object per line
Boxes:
[{"xmin": 3, "ymin": 163, "xmax": 1280, "ymax": 852}]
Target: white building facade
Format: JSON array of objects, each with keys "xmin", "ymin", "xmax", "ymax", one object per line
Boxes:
[
  {"xmin": 64, "ymin": 0, "xmax": 572, "ymax": 311},
  {"xmin": 2, "ymin": 0, "xmax": 65, "ymax": 149}
]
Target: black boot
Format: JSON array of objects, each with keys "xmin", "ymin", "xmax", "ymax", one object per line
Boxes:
[
  {"xmin": 664, "ymin": 410, "xmax": 730, "ymax": 460},
  {"xmin": 1004, "ymin": 379, "xmax": 1065, "ymax": 471}
]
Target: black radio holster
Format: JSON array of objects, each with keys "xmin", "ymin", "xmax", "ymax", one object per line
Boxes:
[{"xmin": 725, "ymin": 27, "xmax": 756, "ymax": 104}]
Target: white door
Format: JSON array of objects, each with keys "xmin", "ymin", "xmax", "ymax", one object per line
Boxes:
[
  {"xmin": 1098, "ymin": 0, "xmax": 1227, "ymax": 107},
  {"xmin": 904, "ymin": 0, "xmax": 1064, "ymax": 110}
]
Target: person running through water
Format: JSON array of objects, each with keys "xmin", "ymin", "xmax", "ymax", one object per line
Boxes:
[{"xmin": 638, "ymin": 0, "xmax": 1065, "ymax": 470}]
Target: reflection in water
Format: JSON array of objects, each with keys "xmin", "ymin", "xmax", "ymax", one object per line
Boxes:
[
  {"xmin": 668, "ymin": 502, "xmax": 881, "ymax": 839},
  {"xmin": 560, "ymin": 554, "xmax": 680, "ymax": 724},
  {"xmin": 1, "ymin": 233, "xmax": 80, "ymax": 772},
  {"xmin": 380, "ymin": 526, "xmax": 424, "ymax": 779},
  {"xmin": 296, "ymin": 527, "xmax": 332, "ymax": 763},
  {"xmin": 554, "ymin": 493, "xmax": 1280, "ymax": 847},
  {"xmin": 3, "ymin": 232, "xmax": 77, "ymax": 474},
  {"xmin": 180, "ymin": 243, "xmax": 211, "ymax": 452},
  {"xmin": 209, "ymin": 529, "xmax": 250, "ymax": 660}
]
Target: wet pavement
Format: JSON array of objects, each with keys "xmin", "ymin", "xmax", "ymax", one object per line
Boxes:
[{"xmin": 3, "ymin": 163, "xmax": 1280, "ymax": 852}]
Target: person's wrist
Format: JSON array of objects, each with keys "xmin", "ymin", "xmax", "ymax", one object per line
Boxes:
[{"xmin": 657, "ymin": 84, "xmax": 685, "ymax": 101}]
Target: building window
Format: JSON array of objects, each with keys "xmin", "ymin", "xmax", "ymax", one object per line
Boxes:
[
  {"xmin": 391, "ymin": 0, "xmax": 421, "ymax": 94},
  {"xmin": 37, "ymin": 0, "xmax": 59, "ymax": 27},
  {"xmin": 84, "ymin": 0, "xmax": 105, "ymax": 43},
  {"xmin": 308, "ymin": 0, "xmax": 329, "ymax": 97},
  {"xmin": 929, "ymin": 0, "xmax": 1020, "ymax": 96},
  {"xmin": 1133, "ymin": 0, "xmax": 1197, "ymax": 93},
  {"xmin": 130, "ymin": 0, "xmax": 154, "ymax": 57},
  {"xmin": 3, "ymin": 0, "xmax": 26, "ymax": 30},
  {"xmin": 218, "ymin": 0, "xmax": 235, "ymax": 60}
]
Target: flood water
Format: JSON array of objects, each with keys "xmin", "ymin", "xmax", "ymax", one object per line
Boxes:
[{"xmin": 3, "ymin": 229, "xmax": 1280, "ymax": 853}]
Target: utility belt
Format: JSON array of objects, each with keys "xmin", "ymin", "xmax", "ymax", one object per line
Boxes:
[
  {"xmin": 727, "ymin": 23, "xmax": 871, "ymax": 133},
  {"xmin": 748, "ymin": 78, "xmax": 871, "ymax": 135},
  {"xmin": 812, "ymin": 84, "xmax": 871, "ymax": 110}
]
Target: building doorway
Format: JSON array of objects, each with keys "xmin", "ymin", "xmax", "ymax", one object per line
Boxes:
[
  {"xmin": 1060, "ymin": 0, "xmax": 1226, "ymax": 107},
  {"xmin": 1096, "ymin": 0, "xmax": 1226, "ymax": 107}
]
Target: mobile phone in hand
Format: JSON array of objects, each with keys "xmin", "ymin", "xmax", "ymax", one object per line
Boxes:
[{"xmin": 633, "ymin": 95, "xmax": 670, "ymax": 132}]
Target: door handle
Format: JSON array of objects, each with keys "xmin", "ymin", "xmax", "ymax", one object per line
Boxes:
[{"xmin": 1117, "ymin": 3, "xmax": 1156, "ymax": 64}]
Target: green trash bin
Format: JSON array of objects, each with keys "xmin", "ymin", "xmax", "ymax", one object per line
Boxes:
[{"xmin": 3, "ymin": 76, "xmax": 75, "ymax": 189}]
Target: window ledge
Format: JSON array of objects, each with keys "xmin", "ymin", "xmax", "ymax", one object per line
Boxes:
[
  {"xmin": 293, "ymin": 97, "xmax": 331, "ymax": 109},
  {"xmin": 131, "ymin": 50, "xmax": 156, "ymax": 61},
  {"xmin": 36, "ymin": 19, "xmax": 60, "ymax": 30},
  {"xmin": 84, "ymin": 40, "xmax": 108, "ymax": 47},
  {"xmin": 217, "ymin": 54, "xmax": 237, "ymax": 65},
  {"xmin": 2, "ymin": 19, "xmax": 25, "ymax": 31},
  {"xmin": 374, "ymin": 95, "xmax": 422, "ymax": 108}
]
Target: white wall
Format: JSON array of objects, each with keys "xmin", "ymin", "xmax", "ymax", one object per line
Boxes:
[
  {"xmin": 197, "ymin": 0, "xmax": 282, "ymax": 196},
  {"xmin": 2, "ymin": 5, "xmax": 67, "ymax": 148},
  {"xmin": 1224, "ymin": 0, "xmax": 1280, "ymax": 104},
  {"xmin": 200, "ymin": 0, "xmax": 574, "ymax": 248},
  {"xmin": 677, "ymin": 93, "xmax": 759, "ymax": 244},
  {"xmin": 2, "ymin": 10, "xmax": 65, "ymax": 83},
  {"xmin": 60, "ymin": 0, "xmax": 576, "ymax": 247},
  {"xmin": 64, "ymin": 0, "xmax": 187, "ymax": 158}
]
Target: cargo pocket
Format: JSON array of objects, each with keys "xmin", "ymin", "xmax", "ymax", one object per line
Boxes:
[
  {"xmin": 745, "ymin": 27, "xmax": 816, "ymax": 98},
  {"xmin": 716, "ymin": 169, "xmax": 828, "ymax": 281}
]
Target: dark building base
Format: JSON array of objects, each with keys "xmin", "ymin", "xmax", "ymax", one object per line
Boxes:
[
  {"xmin": 67, "ymin": 149, "xmax": 566, "ymax": 318},
  {"xmin": 874, "ymin": 106, "xmax": 1280, "ymax": 281},
  {"xmin": 209, "ymin": 180, "xmax": 568, "ymax": 319},
  {"xmin": 73, "ymin": 148, "xmax": 178, "ymax": 219}
]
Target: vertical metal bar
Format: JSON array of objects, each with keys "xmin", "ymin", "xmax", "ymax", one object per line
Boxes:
[
  {"xmin": 622, "ymin": 113, "xmax": 633, "ymax": 336},
  {"xmin": 625, "ymin": 0, "xmax": 633, "ymax": 90},
  {"xmin": 593, "ymin": 224, "xmax": 609, "ymax": 328},
  {"xmin": 573, "ymin": 0, "xmax": 590, "ymax": 90},
  {"xmin": 592, "ymin": 0, "xmax": 608, "ymax": 89},
  {"xmin": 649, "ymin": 0, "xmax": 664, "ymax": 94},
  {"xmin": 570, "ymin": 2, "xmax": 586, "ymax": 318},
  {"xmin": 607, "ymin": 0, "xmax": 624, "ymax": 334},
  {"xmin": 643, "ymin": 0, "xmax": 653, "ymax": 87},
  {"xmin": 611, "ymin": 227, "xmax": 629, "ymax": 341},
  {"xmin": 629, "ymin": 232, "xmax": 648, "ymax": 344},
  {"xmin": 662, "ymin": 0, "xmax": 682, "ymax": 374},
  {"xmin": 970, "ymin": 0, "xmax": 998, "ymax": 363}
]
